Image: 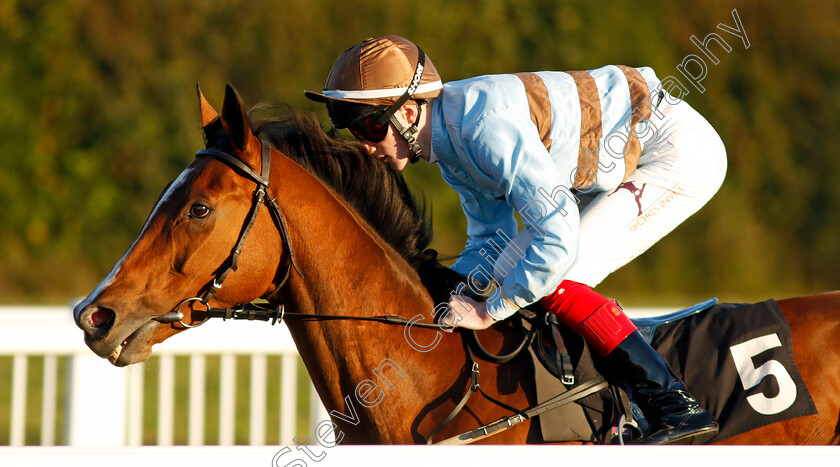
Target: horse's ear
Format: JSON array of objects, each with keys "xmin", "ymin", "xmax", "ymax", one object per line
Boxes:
[
  {"xmin": 196, "ymin": 83, "xmax": 219, "ymax": 128},
  {"xmin": 221, "ymin": 84, "xmax": 260, "ymax": 164}
]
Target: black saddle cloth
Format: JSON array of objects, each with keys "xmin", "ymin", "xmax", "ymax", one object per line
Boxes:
[{"xmin": 522, "ymin": 299, "xmax": 817, "ymax": 443}]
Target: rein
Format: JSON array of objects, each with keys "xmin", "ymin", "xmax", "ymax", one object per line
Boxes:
[{"xmin": 164, "ymin": 299, "xmax": 448, "ymax": 330}]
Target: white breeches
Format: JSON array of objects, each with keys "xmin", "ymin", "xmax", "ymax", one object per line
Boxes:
[{"xmin": 493, "ymin": 98, "xmax": 727, "ymax": 288}]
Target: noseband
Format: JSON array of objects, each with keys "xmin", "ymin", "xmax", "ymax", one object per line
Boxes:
[{"xmin": 154, "ymin": 139, "xmax": 303, "ymax": 327}]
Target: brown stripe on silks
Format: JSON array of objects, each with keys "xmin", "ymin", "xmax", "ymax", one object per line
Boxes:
[
  {"xmin": 615, "ymin": 65, "xmax": 652, "ymax": 180},
  {"xmin": 567, "ymin": 71, "xmax": 602, "ymax": 189},
  {"xmin": 514, "ymin": 73, "xmax": 552, "ymax": 152}
]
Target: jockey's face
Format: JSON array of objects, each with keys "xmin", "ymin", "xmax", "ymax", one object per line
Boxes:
[
  {"xmin": 359, "ymin": 128, "xmax": 410, "ymax": 172},
  {"xmin": 357, "ymin": 103, "xmax": 419, "ymax": 172}
]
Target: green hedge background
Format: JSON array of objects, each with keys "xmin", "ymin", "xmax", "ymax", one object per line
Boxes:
[{"xmin": 2, "ymin": 0, "xmax": 838, "ymax": 306}]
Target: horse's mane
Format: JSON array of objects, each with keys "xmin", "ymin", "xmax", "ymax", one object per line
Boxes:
[{"xmin": 248, "ymin": 107, "xmax": 434, "ymax": 268}]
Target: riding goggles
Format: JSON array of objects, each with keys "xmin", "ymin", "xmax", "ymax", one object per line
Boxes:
[
  {"xmin": 347, "ymin": 111, "xmax": 390, "ymax": 143},
  {"xmin": 346, "ymin": 46, "xmax": 426, "ymax": 144}
]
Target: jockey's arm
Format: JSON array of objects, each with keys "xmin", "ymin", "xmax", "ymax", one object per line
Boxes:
[{"xmin": 448, "ymin": 112, "xmax": 581, "ymax": 327}]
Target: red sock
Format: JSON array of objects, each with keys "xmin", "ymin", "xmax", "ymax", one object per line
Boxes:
[{"xmin": 539, "ymin": 280, "xmax": 636, "ymax": 356}]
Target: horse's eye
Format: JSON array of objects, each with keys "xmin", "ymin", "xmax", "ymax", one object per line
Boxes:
[{"xmin": 189, "ymin": 203, "xmax": 211, "ymax": 219}]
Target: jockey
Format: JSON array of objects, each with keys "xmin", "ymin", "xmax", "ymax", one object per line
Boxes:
[{"xmin": 305, "ymin": 35, "xmax": 725, "ymax": 445}]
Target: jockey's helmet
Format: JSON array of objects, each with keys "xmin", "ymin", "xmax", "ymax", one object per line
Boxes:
[{"xmin": 305, "ymin": 35, "xmax": 442, "ymax": 130}]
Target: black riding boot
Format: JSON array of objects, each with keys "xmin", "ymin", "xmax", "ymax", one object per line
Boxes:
[{"xmin": 603, "ymin": 331, "xmax": 719, "ymax": 444}]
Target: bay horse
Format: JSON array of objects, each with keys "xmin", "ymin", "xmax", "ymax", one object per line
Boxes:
[{"xmin": 73, "ymin": 84, "xmax": 840, "ymax": 445}]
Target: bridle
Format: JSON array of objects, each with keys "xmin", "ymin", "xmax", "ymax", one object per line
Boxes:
[
  {"xmin": 153, "ymin": 139, "xmax": 303, "ymax": 327},
  {"xmin": 150, "ymin": 139, "xmax": 444, "ymax": 330}
]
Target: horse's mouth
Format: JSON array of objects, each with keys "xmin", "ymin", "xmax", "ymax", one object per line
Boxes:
[
  {"xmin": 107, "ymin": 335, "xmax": 131, "ymax": 364},
  {"xmin": 103, "ymin": 320, "xmax": 160, "ymax": 367}
]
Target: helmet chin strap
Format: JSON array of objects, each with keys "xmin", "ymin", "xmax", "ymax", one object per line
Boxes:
[
  {"xmin": 373, "ymin": 45, "xmax": 427, "ymax": 164},
  {"xmin": 389, "ymin": 101, "xmax": 424, "ymax": 164}
]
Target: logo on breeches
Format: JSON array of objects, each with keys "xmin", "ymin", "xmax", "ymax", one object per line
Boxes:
[{"xmin": 610, "ymin": 181, "xmax": 647, "ymax": 217}]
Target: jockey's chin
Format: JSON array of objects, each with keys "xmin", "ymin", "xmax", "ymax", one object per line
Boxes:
[{"xmin": 361, "ymin": 137, "xmax": 412, "ymax": 172}]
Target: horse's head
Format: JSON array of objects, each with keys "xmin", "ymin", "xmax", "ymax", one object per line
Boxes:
[{"xmin": 73, "ymin": 85, "xmax": 286, "ymax": 366}]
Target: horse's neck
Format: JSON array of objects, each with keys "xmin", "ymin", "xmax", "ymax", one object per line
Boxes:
[
  {"xmin": 273, "ymin": 154, "xmax": 430, "ymax": 312},
  {"xmin": 271, "ymin": 154, "xmax": 447, "ymax": 441}
]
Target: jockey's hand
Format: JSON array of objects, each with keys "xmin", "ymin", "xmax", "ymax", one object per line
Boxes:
[{"xmin": 440, "ymin": 294, "xmax": 497, "ymax": 331}]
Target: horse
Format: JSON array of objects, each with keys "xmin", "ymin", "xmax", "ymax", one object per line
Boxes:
[{"xmin": 73, "ymin": 84, "xmax": 840, "ymax": 445}]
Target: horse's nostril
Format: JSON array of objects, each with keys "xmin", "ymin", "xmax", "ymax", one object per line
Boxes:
[{"xmin": 90, "ymin": 307, "xmax": 115, "ymax": 328}]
